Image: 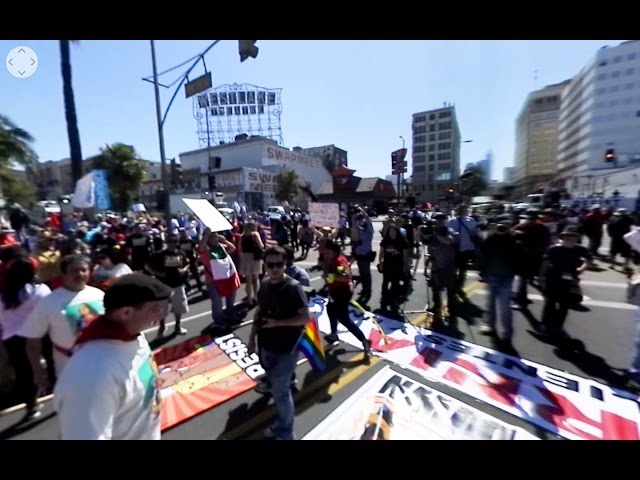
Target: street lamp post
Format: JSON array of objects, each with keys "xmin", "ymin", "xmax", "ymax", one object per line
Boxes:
[{"xmin": 150, "ymin": 40, "xmax": 172, "ymax": 226}]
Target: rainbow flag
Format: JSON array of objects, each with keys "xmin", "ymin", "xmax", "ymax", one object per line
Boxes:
[{"xmin": 296, "ymin": 317, "xmax": 326, "ymax": 372}]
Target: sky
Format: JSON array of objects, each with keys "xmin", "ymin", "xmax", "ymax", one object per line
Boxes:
[{"xmin": 1, "ymin": 40, "xmax": 628, "ymax": 182}]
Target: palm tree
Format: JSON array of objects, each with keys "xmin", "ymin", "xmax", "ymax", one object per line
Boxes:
[
  {"xmin": 93, "ymin": 143, "xmax": 148, "ymax": 212},
  {"xmin": 0, "ymin": 114, "xmax": 38, "ymax": 203},
  {"xmin": 60, "ymin": 40, "xmax": 83, "ymax": 186},
  {"xmin": 0, "ymin": 114, "xmax": 38, "ymax": 168}
]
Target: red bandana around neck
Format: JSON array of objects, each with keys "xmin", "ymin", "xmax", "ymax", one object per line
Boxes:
[{"xmin": 75, "ymin": 315, "xmax": 139, "ymax": 347}]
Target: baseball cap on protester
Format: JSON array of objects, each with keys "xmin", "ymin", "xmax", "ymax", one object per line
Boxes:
[{"xmin": 104, "ymin": 274, "xmax": 173, "ymax": 312}]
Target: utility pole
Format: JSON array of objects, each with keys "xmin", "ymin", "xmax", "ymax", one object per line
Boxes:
[{"xmin": 150, "ymin": 40, "xmax": 172, "ymax": 226}]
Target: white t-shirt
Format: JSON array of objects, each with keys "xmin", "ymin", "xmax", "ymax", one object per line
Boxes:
[
  {"xmin": 93, "ymin": 263, "xmax": 133, "ymax": 284},
  {"xmin": 54, "ymin": 335, "xmax": 161, "ymax": 440},
  {"xmin": 18, "ymin": 286, "xmax": 105, "ymax": 376},
  {"xmin": 0, "ymin": 283, "xmax": 52, "ymax": 341}
]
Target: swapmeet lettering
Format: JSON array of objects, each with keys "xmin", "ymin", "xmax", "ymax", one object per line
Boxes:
[
  {"xmin": 267, "ymin": 146, "xmax": 320, "ymax": 168},
  {"xmin": 215, "ymin": 333, "xmax": 265, "ymax": 379}
]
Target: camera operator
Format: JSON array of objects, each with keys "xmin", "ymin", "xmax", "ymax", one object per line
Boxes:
[{"xmin": 351, "ymin": 208, "xmax": 374, "ymax": 302}]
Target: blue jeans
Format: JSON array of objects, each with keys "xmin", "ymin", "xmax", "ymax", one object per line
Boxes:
[
  {"xmin": 260, "ymin": 348, "xmax": 299, "ymax": 439},
  {"xmin": 486, "ymin": 275, "xmax": 514, "ymax": 341},
  {"xmin": 206, "ymin": 283, "xmax": 236, "ymax": 326}
]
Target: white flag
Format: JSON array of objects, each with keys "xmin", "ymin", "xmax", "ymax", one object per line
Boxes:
[{"xmin": 72, "ymin": 172, "xmax": 95, "ymax": 209}]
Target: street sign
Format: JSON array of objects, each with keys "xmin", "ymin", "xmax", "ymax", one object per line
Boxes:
[{"xmin": 184, "ymin": 72, "xmax": 212, "ymax": 98}]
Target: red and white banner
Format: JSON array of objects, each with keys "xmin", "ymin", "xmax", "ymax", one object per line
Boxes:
[
  {"xmin": 303, "ymin": 366, "xmax": 539, "ymax": 440},
  {"xmin": 310, "ymin": 298, "xmax": 640, "ymax": 440}
]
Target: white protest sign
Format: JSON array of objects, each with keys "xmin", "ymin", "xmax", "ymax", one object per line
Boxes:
[
  {"xmin": 309, "ymin": 202, "xmax": 339, "ymax": 229},
  {"xmin": 132, "ymin": 203, "xmax": 147, "ymax": 213},
  {"xmin": 181, "ymin": 198, "xmax": 233, "ymax": 232}
]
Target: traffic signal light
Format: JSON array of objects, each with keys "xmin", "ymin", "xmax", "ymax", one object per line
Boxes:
[
  {"xmin": 239, "ymin": 40, "xmax": 258, "ymax": 62},
  {"xmin": 448, "ymin": 188, "xmax": 454, "ymax": 194},
  {"xmin": 391, "ymin": 151, "xmax": 398, "ymax": 170},
  {"xmin": 209, "ymin": 156, "xmax": 221, "ymax": 169},
  {"xmin": 208, "ymin": 174, "xmax": 216, "ymax": 191},
  {"xmin": 605, "ymin": 148, "xmax": 616, "ymax": 162}
]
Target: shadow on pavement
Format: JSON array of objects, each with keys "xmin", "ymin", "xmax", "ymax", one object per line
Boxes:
[
  {"xmin": 0, "ymin": 411, "xmax": 56, "ymax": 440},
  {"xmin": 528, "ymin": 330, "xmax": 627, "ymax": 387}
]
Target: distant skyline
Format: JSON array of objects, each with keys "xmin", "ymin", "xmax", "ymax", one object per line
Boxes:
[{"xmin": 0, "ymin": 40, "xmax": 628, "ymax": 181}]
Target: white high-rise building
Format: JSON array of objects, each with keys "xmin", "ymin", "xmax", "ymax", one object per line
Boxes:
[{"xmin": 557, "ymin": 40, "xmax": 640, "ymax": 182}]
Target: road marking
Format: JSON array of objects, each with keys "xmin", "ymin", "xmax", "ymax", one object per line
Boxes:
[
  {"xmin": 473, "ymin": 290, "xmax": 637, "ymax": 311},
  {"xmin": 219, "ymin": 352, "xmax": 379, "ymax": 440},
  {"xmin": 410, "ymin": 280, "xmax": 482, "ymax": 328},
  {"xmin": 580, "ymin": 280, "xmax": 627, "ymax": 288},
  {"xmin": 0, "ymin": 394, "xmax": 54, "ymax": 417},
  {"xmin": 142, "ymin": 276, "xmax": 324, "ymax": 333}
]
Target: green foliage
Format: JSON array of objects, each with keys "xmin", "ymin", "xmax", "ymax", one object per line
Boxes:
[
  {"xmin": 93, "ymin": 143, "xmax": 147, "ymax": 212},
  {"xmin": 275, "ymin": 168, "xmax": 300, "ymax": 204}
]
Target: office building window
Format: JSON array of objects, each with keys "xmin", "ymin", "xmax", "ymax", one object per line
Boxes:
[
  {"xmin": 438, "ymin": 121, "xmax": 451, "ymax": 130},
  {"xmin": 414, "ymin": 155, "xmax": 426, "ymax": 163},
  {"xmin": 428, "ymin": 145, "xmax": 435, "ymax": 152},
  {"xmin": 413, "ymin": 125, "xmax": 426, "ymax": 134},
  {"xmin": 437, "ymin": 163, "xmax": 450, "ymax": 171},
  {"xmin": 414, "ymin": 165, "xmax": 426, "ymax": 173},
  {"xmin": 435, "ymin": 172, "xmax": 452, "ymax": 181},
  {"xmin": 414, "ymin": 115, "xmax": 426, "ymax": 123},
  {"xmin": 438, "ymin": 110, "xmax": 451, "ymax": 118},
  {"xmin": 637, "ymin": 110, "xmax": 640, "ymax": 117},
  {"xmin": 429, "ymin": 134, "xmax": 436, "ymax": 141},
  {"xmin": 429, "ymin": 114, "xmax": 435, "ymax": 120},
  {"xmin": 438, "ymin": 131, "xmax": 452, "ymax": 140},
  {"xmin": 437, "ymin": 152, "xmax": 451, "ymax": 160},
  {"xmin": 414, "ymin": 135, "xmax": 426, "ymax": 143},
  {"xmin": 625, "ymin": 83, "xmax": 634, "ymax": 90},
  {"xmin": 627, "ymin": 68, "xmax": 635, "ymax": 76},
  {"xmin": 428, "ymin": 154, "xmax": 435, "ymax": 162},
  {"xmin": 610, "ymin": 85, "xmax": 619, "ymax": 93},
  {"xmin": 597, "ymin": 73, "xmax": 607, "ymax": 80},
  {"xmin": 612, "ymin": 71, "xmax": 621, "ymax": 78},
  {"xmin": 535, "ymin": 98, "xmax": 544, "ymax": 104},
  {"xmin": 414, "ymin": 145, "xmax": 426, "ymax": 153},
  {"xmin": 428, "ymin": 164, "xmax": 435, "ymax": 171},
  {"xmin": 438, "ymin": 142, "xmax": 451, "ymax": 150},
  {"xmin": 613, "ymin": 56, "xmax": 622, "ymax": 63},
  {"xmin": 429, "ymin": 124, "xmax": 436, "ymax": 132},
  {"xmin": 628, "ymin": 53, "xmax": 637, "ymax": 61}
]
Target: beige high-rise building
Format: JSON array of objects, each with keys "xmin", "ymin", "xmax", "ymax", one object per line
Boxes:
[
  {"xmin": 513, "ymin": 80, "xmax": 571, "ymax": 196},
  {"xmin": 410, "ymin": 105, "xmax": 461, "ymax": 204}
]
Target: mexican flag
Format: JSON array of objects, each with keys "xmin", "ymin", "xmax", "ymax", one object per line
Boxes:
[{"xmin": 199, "ymin": 245, "xmax": 241, "ymax": 297}]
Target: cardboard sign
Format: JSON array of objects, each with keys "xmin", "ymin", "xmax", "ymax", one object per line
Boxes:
[
  {"xmin": 182, "ymin": 198, "xmax": 233, "ymax": 232},
  {"xmin": 309, "ymin": 202, "xmax": 339, "ymax": 229}
]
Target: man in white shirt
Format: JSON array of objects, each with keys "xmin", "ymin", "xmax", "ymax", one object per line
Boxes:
[
  {"xmin": 53, "ymin": 273, "xmax": 172, "ymax": 440},
  {"xmin": 20, "ymin": 254, "xmax": 105, "ymax": 380},
  {"xmin": 447, "ymin": 205, "xmax": 479, "ymax": 297}
]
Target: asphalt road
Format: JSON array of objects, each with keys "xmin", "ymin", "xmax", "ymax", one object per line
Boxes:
[{"xmin": 1, "ymin": 222, "xmax": 635, "ymax": 440}]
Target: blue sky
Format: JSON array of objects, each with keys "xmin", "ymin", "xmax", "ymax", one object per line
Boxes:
[{"xmin": 1, "ymin": 40, "xmax": 628, "ymax": 181}]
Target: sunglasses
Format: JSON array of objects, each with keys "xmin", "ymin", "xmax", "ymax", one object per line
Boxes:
[{"xmin": 265, "ymin": 261, "xmax": 285, "ymax": 269}]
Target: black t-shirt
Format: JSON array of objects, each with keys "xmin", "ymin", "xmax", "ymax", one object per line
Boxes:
[
  {"xmin": 91, "ymin": 235, "xmax": 116, "ymax": 253},
  {"xmin": 126, "ymin": 233, "xmax": 151, "ymax": 261},
  {"xmin": 544, "ymin": 244, "xmax": 592, "ymax": 279},
  {"xmin": 178, "ymin": 238, "xmax": 197, "ymax": 260},
  {"xmin": 150, "ymin": 249, "xmax": 188, "ymax": 288},
  {"xmin": 257, "ymin": 275, "xmax": 308, "ymax": 353}
]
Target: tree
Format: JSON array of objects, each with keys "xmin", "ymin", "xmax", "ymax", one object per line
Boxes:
[
  {"xmin": 93, "ymin": 143, "xmax": 147, "ymax": 212},
  {"xmin": 275, "ymin": 168, "xmax": 300, "ymax": 204},
  {"xmin": 458, "ymin": 165, "xmax": 488, "ymax": 200},
  {"xmin": 60, "ymin": 40, "xmax": 83, "ymax": 186},
  {"xmin": 0, "ymin": 114, "xmax": 38, "ymax": 168},
  {"xmin": 0, "ymin": 114, "xmax": 38, "ymax": 204}
]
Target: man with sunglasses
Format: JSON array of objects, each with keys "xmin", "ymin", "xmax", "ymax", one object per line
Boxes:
[{"xmin": 248, "ymin": 246, "xmax": 310, "ymax": 440}]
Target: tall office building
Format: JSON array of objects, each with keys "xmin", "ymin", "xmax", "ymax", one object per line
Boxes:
[
  {"xmin": 557, "ymin": 40, "xmax": 640, "ymax": 184},
  {"xmin": 513, "ymin": 80, "xmax": 570, "ymax": 195},
  {"xmin": 410, "ymin": 104, "xmax": 461, "ymax": 203}
]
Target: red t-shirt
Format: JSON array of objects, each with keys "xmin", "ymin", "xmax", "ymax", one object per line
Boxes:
[{"xmin": 327, "ymin": 255, "xmax": 353, "ymax": 292}]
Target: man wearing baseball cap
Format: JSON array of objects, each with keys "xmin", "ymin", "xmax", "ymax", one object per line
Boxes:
[{"xmin": 53, "ymin": 274, "xmax": 173, "ymax": 440}]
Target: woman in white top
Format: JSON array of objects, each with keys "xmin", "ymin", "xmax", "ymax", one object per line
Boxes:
[
  {"xmin": 0, "ymin": 258, "xmax": 51, "ymax": 420},
  {"xmin": 93, "ymin": 248, "xmax": 133, "ymax": 290}
]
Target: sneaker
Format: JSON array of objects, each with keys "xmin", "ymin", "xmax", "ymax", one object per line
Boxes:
[
  {"xmin": 263, "ymin": 423, "xmax": 280, "ymax": 439},
  {"xmin": 156, "ymin": 326, "xmax": 166, "ymax": 337},
  {"xmin": 479, "ymin": 324, "xmax": 496, "ymax": 336},
  {"xmin": 255, "ymin": 379, "xmax": 271, "ymax": 395},
  {"xmin": 324, "ymin": 333, "xmax": 339, "ymax": 344},
  {"xmin": 23, "ymin": 405, "xmax": 42, "ymax": 422},
  {"xmin": 174, "ymin": 326, "xmax": 188, "ymax": 336}
]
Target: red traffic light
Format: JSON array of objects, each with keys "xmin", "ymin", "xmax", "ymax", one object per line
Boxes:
[{"xmin": 605, "ymin": 148, "xmax": 616, "ymax": 162}]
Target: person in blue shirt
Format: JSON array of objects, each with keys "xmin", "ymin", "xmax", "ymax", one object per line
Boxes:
[{"xmin": 283, "ymin": 245, "xmax": 310, "ymax": 287}]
